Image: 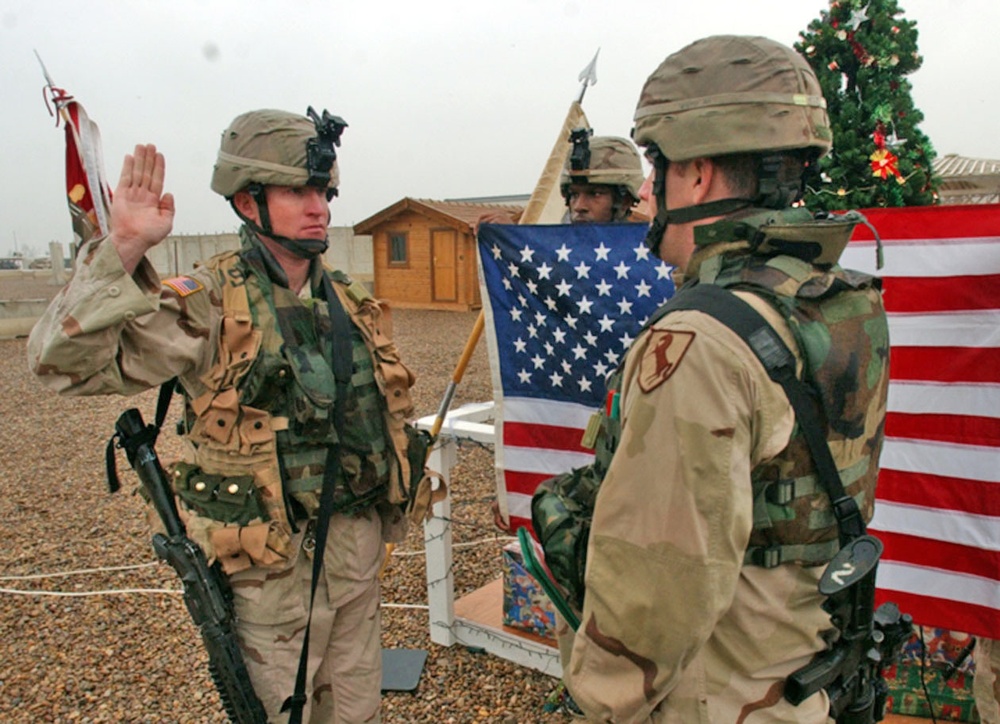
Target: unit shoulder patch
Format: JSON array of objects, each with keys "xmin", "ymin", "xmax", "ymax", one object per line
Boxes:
[
  {"xmin": 638, "ymin": 329, "xmax": 696, "ymax": 393},
  {"xmin": 162, "ymin": 276, "xmax": 205, "ymax": 298}
]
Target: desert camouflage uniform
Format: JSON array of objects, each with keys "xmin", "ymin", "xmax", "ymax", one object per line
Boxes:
[
  {"xmin": 976, "ymin": 637, "xmax": 1000, "ymax": 724},
  {"xmin": 28, "ymin": 228, "xmax": 414, "ymax": 723},
  {"xmin": 558, "ymin": 222, "xmax": 889, "ymax": 723}
]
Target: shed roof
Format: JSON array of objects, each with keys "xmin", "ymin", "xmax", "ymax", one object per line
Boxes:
[{"xmin": 352, "ymin": 197, "xmax": 525, "ymax": 235}]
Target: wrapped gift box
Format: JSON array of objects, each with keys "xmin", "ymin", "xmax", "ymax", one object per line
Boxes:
[
  {"xmin": 884, "ymin": 628, "xmax": 979, "ymax": 721},
  {"xmin": 501, "ymin": 539, "xmax": 557, "ymax": 640}
]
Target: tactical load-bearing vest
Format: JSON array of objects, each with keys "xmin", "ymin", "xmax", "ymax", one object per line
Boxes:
[
  {"xmin": 175, "ymin": 242, "xmax": 416, "ymax": 574},
  {"xmin": 532, "ymin": 208, "xmax": 890, "ymax": 611}
]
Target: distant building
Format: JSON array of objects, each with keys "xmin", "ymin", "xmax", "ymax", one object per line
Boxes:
[{"xmin": 354, "ymin": 197, "xmax": 527, "ymax": 311}]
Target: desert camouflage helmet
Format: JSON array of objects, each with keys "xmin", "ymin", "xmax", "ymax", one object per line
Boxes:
[
  {"xmin": 632, "ymin": 35, "xmax": 832, "ymax": 162},
  {"xmin": 210, "ymin": 108, "xmax": 345, "ymax": 198},
  {"xmin": 560, "ymin": 135, "xmax": 645, "ymax": 201}
]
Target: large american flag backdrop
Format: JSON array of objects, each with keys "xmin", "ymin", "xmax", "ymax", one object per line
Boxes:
[{"xmin": 477, "ymin": 206, "xmax": 1000, "ymax": 640}]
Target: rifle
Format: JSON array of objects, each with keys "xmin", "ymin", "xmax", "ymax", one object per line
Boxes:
[
  {"xmin": 784, "ymin": 535, "xmax": 913, "ymax": 723},
  {"xmin": 111, "ymin": 407, "xmax": 268, "ymax": 724}
]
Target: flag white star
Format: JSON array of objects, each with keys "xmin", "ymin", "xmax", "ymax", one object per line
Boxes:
[
  {"xmin": 556, "ymin": 244, "xmax": 572, "ymax": 261},
  {"xmin": 544, "ymin": 296, "xmax": 557, "ymax": 311},
  {"xmin": 565, "ymin": 314, "xmax": 579, "ymax": 329},
  {"xmin": 572, "ymin": 343, "xmax": 588, "ymax": 360},
  {"xmin": 595, "ymin": 243, "xmax": 611, "ymax": 261},
  {"xmin": 574, "ymin": 261, "xmax": 592, "ymax": 279},
  {"xmin": 604, "ymin": 349, "xmax": 621, "ymax": 365},
  {"xmin": 594, "ymin": 360, "xmax": 609, "ymax": 377},
  {"xmin": 552, "ymin": 328, "xmax": 567, "ymax": 344},
  {"xmin": 491, "ymin": 244, "xmax": 502, "ymax": 260},
  {"xmin": 544, "ymin": 341, "xmax": 555, "ymax": 356},
  {"xmin": 595, "ymin": 279, "xmax": 612, "ymax": 296},
  {"xmin": 537, "ymin": 262, "xmax": 553, "ymax": 279},
  {"xmin": 635, "ymin": 279, "xmax": 652, "ymax": 297},
  {"xmin": 618, "ymin": 297, "xmax": 634, "ymax": 315},
  {"xmin": 598, "ymin": 314, "xmax": 615, "ymax": 332},
  {"xmin": 508, "ymin": 262, "xmax": 520, "ymax": 277},
  {"xmin": 534, "ymin": 311, "xmax": 547, "ymax": 326},
  {"xmin": 520, "ymin": 245, "xmax": 536, "ymax": 263},
  {"xmin": 577, "ymin": 377, "xmax": 593, "ymax": 393},
  {"xmin": 614, "ymin": 261, "xmax": 631, "ymax": 279},
  {"xmin": 514, "ymin": 338, "xmax": 527, "ymax": 353},
  {"xmin": 556, "ymin": 279, "xmax": 573, "ymax": 296},
  {"xmin": 577, "ymin": 296, "xmax": 594, "ymax": 314},
  {"xmin": 531, "ymin": 354, "xmax": 545, "ymax": 370},
  {"xmin": 584, "ymin": 330, "xmax": 598, "ymax": 346},
  {"xmin": 633, "ymin": 244, "xmax": 650, "ymax": 261},
  {"xmin": 619, "ymin": 331, "xmax": 636, "ymax": 348},
  {"xmin": 502, "ymin": 278, "xmax": 512, "ymax": 291},
  {"xmin": 656, "ymin": 263, "xmax": 673, "ymax": 279},
  {"xmin": 510, "ymin": 308, "xmax": 523, "ymax": 322},
  {"xmin": 527, "ymin": 323, "xmax": 538, "ymax": 339},
  {"xmin": 549, "ymin": 371, "xmax": 564, "ymax": 387},
  {"xmin": 526, "ymin": 279, "xmax": 538, "ymax": 295},
  {"xmin": 561, "ymin": 359, "xmax": 573, "ymax": 374},
  {"xmin": 518, "ymin": 369, "xmax": 531, "ymax": 383}
]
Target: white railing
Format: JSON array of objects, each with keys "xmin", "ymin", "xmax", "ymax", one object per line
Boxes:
[{"xmin": 416, "ymin": 402, "xmax": 562, "ymax": 676}]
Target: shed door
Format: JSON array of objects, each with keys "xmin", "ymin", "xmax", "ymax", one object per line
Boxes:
[{"xmin": 431, "ymin": 229, "xmax": 458, "ymax": 302}]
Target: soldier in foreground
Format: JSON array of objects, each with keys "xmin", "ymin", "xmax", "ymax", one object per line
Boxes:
[
  {"xmin": 550, "ymin": 36, "xmax": 891, "ymax": 721},
  {"xmin": 28, "ymin": 108, "xmax": 418, "ymax": 723}
]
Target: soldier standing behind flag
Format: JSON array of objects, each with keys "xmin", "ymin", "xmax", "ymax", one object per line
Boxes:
[
  {"xmin": 28, "ymin": 108, "xmax": 421, "ymax": 723},
  {"xmin": 476, "ymin": 132, "xmax": 645, "ymax": 228},
  {"xmin": 554, "ymin": 35, "xmax": 891, "ymax": 722}
]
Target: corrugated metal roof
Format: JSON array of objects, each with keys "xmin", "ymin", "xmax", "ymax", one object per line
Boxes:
[{"xmin": 933, "ymin": 153, "xmax": 1000, "ymax": 202}]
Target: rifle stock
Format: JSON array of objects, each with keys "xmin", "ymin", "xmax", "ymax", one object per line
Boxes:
[{"xmin": 114, "ymin": 408, "xmax": 268, "ymax": 724}]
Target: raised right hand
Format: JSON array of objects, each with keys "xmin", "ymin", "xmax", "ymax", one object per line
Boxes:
[{"xmin": 110, "ymin": 144, "xmax": 176, "ymax": 274}]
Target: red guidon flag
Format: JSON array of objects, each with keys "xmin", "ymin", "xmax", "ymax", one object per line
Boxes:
[
  {"xmin": 40, "ymin": 58, "xmax": 113, "ymax": 250},
  {"xmin": 841, "ymin": 204, "xmax": 999, "ymax": 639}
]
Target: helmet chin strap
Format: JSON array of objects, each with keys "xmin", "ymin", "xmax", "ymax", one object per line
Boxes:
[
  {"xmin": 231, "ymin": 184, "xmax": 330, "ymax": 259},
  {"xmin": 643, "ymin": 152, "xmax": 751, "ymax": 256}
]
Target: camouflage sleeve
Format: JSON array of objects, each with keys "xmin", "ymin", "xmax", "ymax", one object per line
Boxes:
[
  {"xmin": 562, "ymin": 307, "xmax": 794, "ymax": 721},
  {"xmin": 27, "ymin": 237, "xmax": 217, "ymax": 397}
]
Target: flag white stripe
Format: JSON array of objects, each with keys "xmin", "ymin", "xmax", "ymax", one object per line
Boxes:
[
  {"xmin": 888, "ymin": 381, "xmax": 1000, "ymax": 418},
  {"xmin": 503, "ymin": 445, "xmax": 595, "ymax": 476},
  {"xmin": 503, "ymin": 396, "xmax": 598, "ymax": 428},
  {"xmin": 875, "ymin": 560, "xmax": 1000, "ymax": 610},
  {"xmin": 880, "ymin": 438, "xmax": 1000, "ymax": 483},
  {"xmin": 887, "ymin": 310, "xmax": 1000, "ymax": 348},
  {"xmin": 842, "ymin": 239, "xmax": 1000, "ymax": 277},
  {"xmin": 507, "ymin": 492, "xmax": 533, "ymax": 521},
  {"xmin": 871, "ymin": 501, "xmax": 1000, "ymax": 551}
]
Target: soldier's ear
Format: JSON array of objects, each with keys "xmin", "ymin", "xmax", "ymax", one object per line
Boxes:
[{"xmin": 232, "ymin": 190, "xmax": 257, "ymax": 219}]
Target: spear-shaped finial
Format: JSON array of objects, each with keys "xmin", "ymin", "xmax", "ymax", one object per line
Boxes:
[{"xmin": 577, "ymin": 48, "xmax": 600, "ymax": 103}]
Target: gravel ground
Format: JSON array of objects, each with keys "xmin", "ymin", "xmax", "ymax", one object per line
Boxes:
[{"xmin": 0, "ymin": 277, "xmax": 576, "ymax": 723}]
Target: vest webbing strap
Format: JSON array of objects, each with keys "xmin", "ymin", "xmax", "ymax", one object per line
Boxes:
[
  {"xmin": 654, "ymin": 284, "xmax": 867, "ymax": 558},
  {"xmin": 283, "ymin": 271, "xmax": 354, "ymax": 724}
]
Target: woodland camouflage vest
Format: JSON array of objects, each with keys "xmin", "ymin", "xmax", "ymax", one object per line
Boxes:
[
  {"xmin": 532, "ymin": 208, "xmax": 889, "ymax": 608},
  {"xmin": 177, "ymin": 234, "xmax": 415, "ymax": 574}
]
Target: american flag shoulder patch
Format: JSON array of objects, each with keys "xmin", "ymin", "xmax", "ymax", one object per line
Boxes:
[{"xmin": 162, "ymin": 276, "xmax": 204, "ymax": 297}]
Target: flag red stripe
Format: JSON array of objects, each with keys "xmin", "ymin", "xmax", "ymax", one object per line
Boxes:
[
  {"xmin": 885, "ymin": 412, "xmax": 1000, "ymax": 447},
  {"xmin": 509, "ymin": 515, "xmax": 533, "ymax": 537},
  {"xmin": 850, "ymin": 204, "xmax": 1000, "ymax": 240},
  {"xmin": 882, "ymin": 274, "xmax": 1000, "ymax": 312},
  {"xmin": 503, "ymin": 421, "xmax": 590, "ymax": 453},
  {"xmin": 889, "ymin": 346, "xmax": 1000, "ymax": 383},
  {"xmin": 873, "ymin": 588, "xmax": 1000, "ymax": 639},
  {"xmin": 504, "ymin": 469, "xmax": 556, "ymax": 497},
  {"xmin": 876, "ymin": 469, "xmax": 1000, "ymax": 517},
  {"xmin": 874, "ymin": 530, "xmax": 1000, "ymax": 581}
]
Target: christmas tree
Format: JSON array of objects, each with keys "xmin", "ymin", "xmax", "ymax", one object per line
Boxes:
[{"xmin": 796, "ymin": 0, "xmax": 938, "ymax": 210}]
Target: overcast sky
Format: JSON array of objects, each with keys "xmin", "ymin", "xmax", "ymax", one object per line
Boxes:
[{"xmin": 1, "ymin": 0, "xmax": 997, "ymax": 258}]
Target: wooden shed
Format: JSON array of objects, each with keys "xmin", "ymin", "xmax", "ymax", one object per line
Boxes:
[{"xmin": 353, "ymin": 197, "xmax": 526, "ymax": 311}]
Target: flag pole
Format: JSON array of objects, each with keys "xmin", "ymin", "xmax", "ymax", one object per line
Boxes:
[{"xmin": 424, "ymin": 50, "xmax": 599, "ymax": 443}]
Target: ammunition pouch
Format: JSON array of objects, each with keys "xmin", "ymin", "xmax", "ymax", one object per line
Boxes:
[
  {"xmin": 173, "ymin": 462, "xmax": 266, "ymax": 526},
  {"xmin": 403, "ymin": 423, "xmax": 447, "ymax": 523}
]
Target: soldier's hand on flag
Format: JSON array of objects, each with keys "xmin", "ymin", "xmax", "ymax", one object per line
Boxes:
[{"xmin": 110, "ymin": 144, "xmax": 176, "ymax": 274}]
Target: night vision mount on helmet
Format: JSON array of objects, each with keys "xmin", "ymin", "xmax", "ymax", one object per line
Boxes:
[
  {"xmin": 211, "ymin": 106, "xmax": 348, "ymax": 259},
  {"xmin": 560, "ymin": 130, "xmax": 645, "ymax": 220}
]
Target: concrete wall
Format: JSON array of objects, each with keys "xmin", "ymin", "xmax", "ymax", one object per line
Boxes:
[
  {"xmin": 147, "ymin": 227, "xmax": 374, "ymax": 288},
  {"xmin": 0, "ymin": 228, "xmax": 375, "ymax": 338}
]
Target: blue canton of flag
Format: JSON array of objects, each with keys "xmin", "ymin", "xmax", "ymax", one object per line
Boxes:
[
  {"xmin": 477, "ymin": 223, "xmax": 675, "ymax": 409},
  {"xmin": 477, "ymin": 222, "xmax": 677, "ymax": 533}
]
